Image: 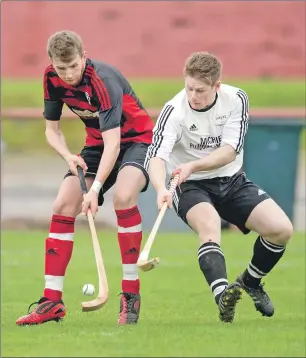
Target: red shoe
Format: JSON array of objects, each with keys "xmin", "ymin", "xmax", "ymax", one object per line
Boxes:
[
  {"xmin": 117, "ymin": 292, "xmax": 141, "ymax": 325},
  {"xmin": 16, "ymin": 297, "xmax": 66, "ymax": 326}
]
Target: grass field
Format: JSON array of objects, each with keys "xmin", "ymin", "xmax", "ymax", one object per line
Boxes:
[{"xmin": 2, "ymin": 229, "xmax": 305, "ymax": 357}]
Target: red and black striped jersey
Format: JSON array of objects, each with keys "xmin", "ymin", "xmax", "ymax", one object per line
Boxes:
[{"xmin": 43, "ymin": 58, "xmax": 153, "ymax": 147}]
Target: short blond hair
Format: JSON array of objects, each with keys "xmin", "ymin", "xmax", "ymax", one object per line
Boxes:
[
  {"xmin": 183, "ymin": 52, "xmax": 222, "ymax": 86},
  {"xmin": 47, "ymin": 30, "xmax": 83, "ymax": 62}
]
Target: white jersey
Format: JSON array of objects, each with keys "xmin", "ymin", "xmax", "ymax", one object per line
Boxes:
[{"xmin": 146, "ymin": 84, "xmax": 249, "ymax": 180}]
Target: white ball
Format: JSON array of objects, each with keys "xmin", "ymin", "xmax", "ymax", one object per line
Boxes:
[{"xmin": 82, "ymin": 283, "xmax": 95, "ymax": 296}]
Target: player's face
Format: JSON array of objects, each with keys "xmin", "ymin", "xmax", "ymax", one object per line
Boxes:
[
  {"xmin": 185, "ymin": 76, "xmax": 220, "ymax": 110},
  {"xmin": 51, "ymin": 53, "xmax": 86, "ymax": 86}
]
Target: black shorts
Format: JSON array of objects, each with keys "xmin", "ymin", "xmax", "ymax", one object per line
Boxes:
[
  {"xmin": 65, "ymin": 142, "xmax": 150, "ymax": 206},
  {"xmin": 172, "ymin": 171, "xmax": 270, "ymax": 235}
]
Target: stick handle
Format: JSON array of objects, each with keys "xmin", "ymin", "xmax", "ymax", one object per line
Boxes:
[
  {"xmin": 77, "ymin": 166, "xmax": 88, "ymax": 194},
  {"xmin": 138, "ymin": 174, "xmax": 180, "ymax": 261},
  {"xmin": 87, "ymin": 211, "xmax": 108, "ymax": 296},
  {"xmin": 168, "ymin": 174, "xmax": 180, "ymax": 193},
  {"xmin": 77, "ymin": 166, "xmax": 108, "ymax": 297},
  {"xmin": 140, "ymin": 203, "xmax": 167, "ymax": 254}
]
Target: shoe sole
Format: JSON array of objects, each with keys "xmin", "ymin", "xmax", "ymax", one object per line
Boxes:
[
  {"xmin": 117, "ymin": 320, "xmax": 138, "ymax": 325},
  {"xmin": 118, "ymin": 314, "xmax": 139, "ymax": 325},
  {"xmin": 117, "ymin": 313, "xmax": 139, "ymax": 326},
  {"xmin": 17, "ymin": 317, "xmax": 64, "ymax": 326},
  {"xmin": 219, "ymin": 284, "xmax": 243, "ymax": 323}
]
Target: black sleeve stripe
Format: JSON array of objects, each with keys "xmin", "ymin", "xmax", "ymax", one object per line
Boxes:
[
  {"xmin": 143, "ymin": 104, "xmax": 174, "ymax": 170},
  {"xmin": 149, "ymin": 104, "xmax": 174, "ymax": 158},
  {"xmin": 85, "ymin": 67, "xmax": 112, "ymax": 110},
  {"xmin": 93, "ymin": 72, "xmax": 112, "ymax": 109},
  {"xmin": 236, "ymin": 90, "xmax": 249, "ymax": 153}
]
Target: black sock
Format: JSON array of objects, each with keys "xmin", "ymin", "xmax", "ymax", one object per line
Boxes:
[
  {"xmin": 242, "ymin": 236, "xmax": 286, "ymax": 288},
  {"xmin": 198, "ymin": 242, "xmax": 228, "ymax": 304}
]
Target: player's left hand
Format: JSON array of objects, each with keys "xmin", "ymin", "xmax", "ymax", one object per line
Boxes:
[
  {"xmin": 172, "ymin": 163, "xmax": 194, "ymax": 185},
  {"xmin": 82, "ymin": 190, "xmax": 99, "ymax": 217}
]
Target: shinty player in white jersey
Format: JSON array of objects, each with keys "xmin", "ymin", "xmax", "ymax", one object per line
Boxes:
[{"xmin": 145, "ymin": 52, "xmax": 293, "ymax": 323}]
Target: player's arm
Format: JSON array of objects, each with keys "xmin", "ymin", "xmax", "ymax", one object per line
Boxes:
[
  {"xmin": 90, "ymin": 77, "xmax": 122, "ymax": 194},
  {"xmin": 43, "ymin": 68, "xmax": 71, "ymax": 159},
  {"xmin": 190, "ymin": 144, "xmax": 237, "ymax": 172},
  {"xmin": 43, "ymin": 69, "xmax": 87, "ymax": 173},
  {"xmin": 147, "ymin": 105, "xmax": 179, "ymax": 208},
  {"xmin": 189, "ymin": 90, "xmax": 249, "ymax": 173},
  {"xmin": 45, "ymin": 120, "xmax": 72, "ymax": 160}
]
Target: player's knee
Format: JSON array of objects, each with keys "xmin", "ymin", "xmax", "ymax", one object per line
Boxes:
[
  {"xmin": 278, "ymin": 219, "xmax": 293, "ymax": 244},
  {"xmin": 267, "ymin": 219, "xmax": 293, "ymax": 246},
  {"xmin": 52, "ymin": 197, "xmax": 80, "ymax": 217},
  {"xmin": 198, "ymin": 232, "xmax": 221, "ymax": 245},
  {"xmin": 113, "ymin": 190, "xmax": 138, "ymax": 210},
  {"xmin": 190, "ymin": 217, "xmax": 221, "ymax": 245},
  {"xmin": 186, "ymin": 206, "xmax": 221, "ymax": 244}
]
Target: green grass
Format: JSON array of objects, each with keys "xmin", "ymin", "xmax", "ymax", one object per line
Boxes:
[
  {"xmin": 2, "ymin": 78, "xmax": 306, "ymax": 108},
  {"xmin": 2, "ymin": 229, "xmax": 305, "ymax": 357}
]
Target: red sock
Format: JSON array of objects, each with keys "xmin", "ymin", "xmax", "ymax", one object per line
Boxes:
[
  {"xmin": 44, "ymin": 215, "xmax": 75, "ymax": 302},
  {"xmin": 116, "ymin": 206, "xmax": 142, "ymax": 294}
]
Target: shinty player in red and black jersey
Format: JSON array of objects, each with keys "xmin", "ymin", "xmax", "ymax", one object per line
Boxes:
[
  {"xmin": 43, "ymin": 56, "xmax": 153, "ymax": 147},
  {"xmin": 16, "ymin": 30, "xmax": 154, "ymax": 326}
]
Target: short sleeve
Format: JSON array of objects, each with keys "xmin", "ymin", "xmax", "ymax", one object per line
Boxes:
[
  {"xmin": 221, "ymin": 89, "xmax": 249, "ymax": 153},
  {"xmin": 146, "ymin": 104, "xmax": 181, "ymax": 162},
  {"xmin": 91, "ymin": 74, "xmax": 123, "ymax": 132},
  {"xmin": 43, "ymin": 66, "xmax": 64, "ymax": 121}
]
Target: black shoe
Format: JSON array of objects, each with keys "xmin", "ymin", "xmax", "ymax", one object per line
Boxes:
[
  {"xmin": 218, "ymin": 282, "xmax": 243, "ymax": 323},
  {"xmin": 117, "ymin": 292, "xmax": 141, "ymax": 325},
  {"xmin": 236, "ymin": 275, "xmax": 274, "ymax": 317}
]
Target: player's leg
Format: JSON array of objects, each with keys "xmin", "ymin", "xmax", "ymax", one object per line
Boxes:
[
  {"xmin": 45, "ymin": 175, "xmax": 95, "ymax": 298},
  {"xmin": 174, "ymin": 183, "xmax": 242, "ymax": 323},
  {"xmin": 240, "ymin": 196, "xmax": 292, "ymax": 316},
  {"xmin": 16, "ymin": 147, "xmax": 98, "ymax": 326},
  {"xmin": 113, "ymin": 143, "xmax": 150, "ymax": 325},
  {"xmin": 217, "ymin": 173, "xmax": 293, "ymax": 317},
  {"xmin": 16, "ymin": 175, "xmax": 94, "ymax": 326}
]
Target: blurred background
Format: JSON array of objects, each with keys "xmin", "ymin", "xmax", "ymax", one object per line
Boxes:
[{"xmin": 1, "ymin": 1, "xmax": 305, "ymax": 232}]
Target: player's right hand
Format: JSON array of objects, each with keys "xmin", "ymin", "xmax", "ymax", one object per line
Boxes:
[
  {"xmin": 156, "ymin": 188, "xmax": 173, "ymax": 210},
  {"xmin": 65, "ymin": 154, "xmax": 88, "ymax": 176}
]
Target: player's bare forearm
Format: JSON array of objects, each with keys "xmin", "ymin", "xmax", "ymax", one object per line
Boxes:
[
  {"xmin": 149, "ymin": 157, "xmax": 167, "ymax": 192},
  {"xmin": 45, "ymin": 122, "xmax": 72, "ymax": 160},
  {"xmin": 95, "ymin": 145, "xmax": 120, "ymax": 185},
  {"xmin": 190, "ymin": 145, "xmax": 237, "ymax": 172},
  {"xmin": 94, "ymin": 127, "xmax": 121, "ymax": 186}
]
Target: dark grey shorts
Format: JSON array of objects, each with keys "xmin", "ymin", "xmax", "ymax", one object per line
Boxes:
[
  {"xmin": 172, "ymin": 171, "xmax": 270, "ymax": 234},
  {"xmin": 65, "ymin": 142, "xmax": 150, "ymax": 206}
]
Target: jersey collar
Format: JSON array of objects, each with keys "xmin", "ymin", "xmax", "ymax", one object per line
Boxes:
[{"xmin": 189, "ymin": 93, "xmax": 218, "ymax": 112}]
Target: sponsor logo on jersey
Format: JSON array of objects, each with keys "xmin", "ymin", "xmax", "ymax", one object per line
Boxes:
[
  {"xmin": 71, "ymin": 108, "xmax": 99, "ymax": 119},
  {"xmin": 215, "ymin": 114, "xmax": 227, "ymax": 126},
  {"xmin": 190, "ymin": 135, "xmax": 222, "ymax": 150}
]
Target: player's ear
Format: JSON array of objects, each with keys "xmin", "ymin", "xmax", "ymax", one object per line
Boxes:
[
  {"xmin": 215, "ymin": 80, "xmax": 221, "ymax": 91},
  {"xmin": 83, "ymin": 51, "xmax": 87, "ymax": 58}
]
